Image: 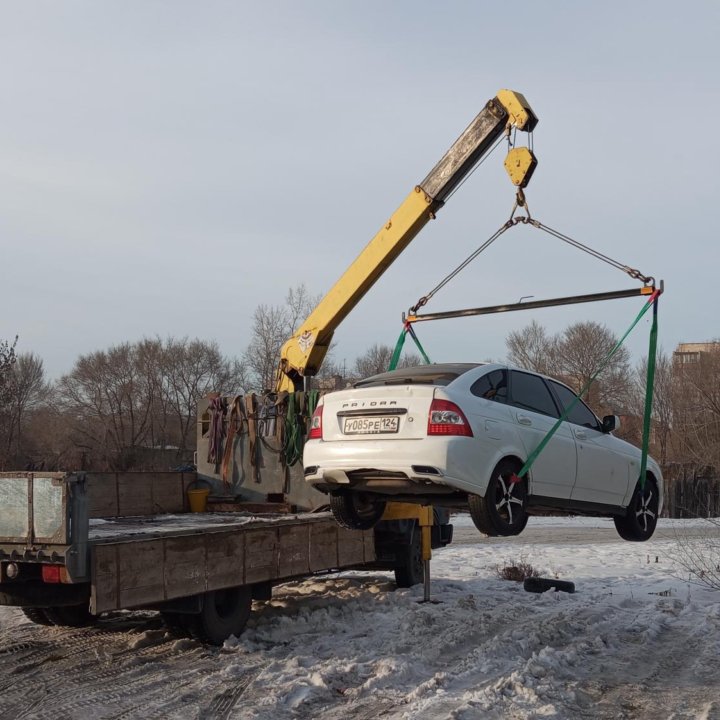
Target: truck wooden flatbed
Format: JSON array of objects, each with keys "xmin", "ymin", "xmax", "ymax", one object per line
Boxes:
[{"xmin": 0, "ymin": 471, "xmax": 376, "ymax": 644}]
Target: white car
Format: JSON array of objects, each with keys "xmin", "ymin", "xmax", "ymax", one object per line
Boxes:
[{"xmin": 304, "ymin": 363, "xmax": 662, "ymax": 540}]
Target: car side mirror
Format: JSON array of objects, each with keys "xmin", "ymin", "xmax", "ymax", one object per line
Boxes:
[{"xmin": 602, "ymin": 415, "xmax": 620, "ymax": 433}]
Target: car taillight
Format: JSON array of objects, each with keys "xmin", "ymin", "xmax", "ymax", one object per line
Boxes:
[
  {"xmin": 308, "ymin": 403, "xmax": 323, "ymax": 440},
  {"xmin": 427, "ymin": 399, "xmax": 473, "ymax": 437}
]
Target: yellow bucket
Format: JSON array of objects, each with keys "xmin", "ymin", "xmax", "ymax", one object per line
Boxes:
[{"xmin": 187, "ymin": 488, "xmax": 210, "ymax": 513}]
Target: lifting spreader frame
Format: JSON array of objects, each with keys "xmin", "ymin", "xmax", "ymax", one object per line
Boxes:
[{"xmin": 403, "ymin": 282, "xmax": 663, "ymax": 325}]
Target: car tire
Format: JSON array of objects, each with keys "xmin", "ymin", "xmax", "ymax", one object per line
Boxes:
[
  {"xmin": 524, "ymin": 577, "xmax": 575, "ymax": 594},
  {"xmin": 469, "ymin": 460, "xmax": 529, "ymax": 537},
  {"xmin": 614, "ymin": 477, "xmax": 659, "ymax": 541},
  {"xmin": 394, "ymin": 528, "xmax": 424, "ymax": 588},
  {"xmin": 186, "ymin": 586, "xmax": 252, "ymax": 646},
  {"xmin": 329, "ymin": 492, "xmax": 386, "ymax": 530},
  {"xmin": 21, "ymin": 607, "xmax": 54, "ymax": 626},
  {"xmin": 43, "ymin": 604, "xmax": 94, "ymax": 627}
]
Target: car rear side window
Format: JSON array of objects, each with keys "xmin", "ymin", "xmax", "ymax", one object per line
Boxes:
[
  {"xmin": 549, "ymin": 381, "xmax": 601, "ymax": 431},
  {"xmin": 471, "ymin": 369, "xmax": 508, "ymax": 403},
  {"xmin": 509, "ymin": 371, "xmax": 559, "ymax": 417}
]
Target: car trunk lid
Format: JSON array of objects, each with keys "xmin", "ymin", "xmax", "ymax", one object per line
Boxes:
[{"xmin": 319, "ymin": 385, "xmax": 437, "ymax": 441}]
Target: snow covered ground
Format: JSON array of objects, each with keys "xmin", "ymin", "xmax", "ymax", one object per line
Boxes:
[{"xmin": 1, "ymin": 517, "xmax": 719, "ymax": 719}]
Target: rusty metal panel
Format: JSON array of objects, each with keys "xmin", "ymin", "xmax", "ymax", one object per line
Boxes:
[
  {"xmin": 244, "ymin": 528, "xmax": 278, "ymax": 584},
  {"xmin": 0, "ymin": 473, "xmax": 69, "ymax": 545},
  {"xmin": 0, "ymin": 474, "xmax": 31, "ymax": 541}
]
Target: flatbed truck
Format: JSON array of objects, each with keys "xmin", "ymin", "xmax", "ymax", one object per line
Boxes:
[{"xmin": 0, "ymin": 471, "xmax": 395, "ymax": 644}]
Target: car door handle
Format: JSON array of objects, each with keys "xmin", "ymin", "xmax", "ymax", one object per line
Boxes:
[
  {"xmin": 575, "ymin": 430, "xmax": 587, "ymax": 440},
  {"xmin": 516, "ymin": 414, "xmax": 532, "ymax": 426}
]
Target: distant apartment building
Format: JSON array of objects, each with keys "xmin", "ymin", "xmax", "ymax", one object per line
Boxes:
[{"xmin": 673, "ymin": 342, "xmax": 720, "ymax": 364}]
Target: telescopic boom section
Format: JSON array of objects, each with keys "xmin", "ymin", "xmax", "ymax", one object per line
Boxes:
[{"xmin": 276, "ymin": 90, "xmax": 538, "ymax": 392}]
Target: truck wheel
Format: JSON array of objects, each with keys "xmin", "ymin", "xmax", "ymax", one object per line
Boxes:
[
  {"xmin": 21, "ymin": 608, "xmax": 54, "ymax": 626},
  {"xmin": 44, "ymin": 604, "xmax": 93, "ymax": 627},
  {"xmin": 330, "ymin": 492, "xmax": 386, "ymax": 530},
  {"xmin": 187, "ymin": 586, "xmax": 252, "ymax": 646},
  {"xmin": 394, "ymin": 529, "xmax": 424, "ymax": 588}
]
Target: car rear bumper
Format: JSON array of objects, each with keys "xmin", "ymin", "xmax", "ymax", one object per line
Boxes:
[{"xmin": 303, "ymin": 438, "xmax": 486, "ymax": 497}]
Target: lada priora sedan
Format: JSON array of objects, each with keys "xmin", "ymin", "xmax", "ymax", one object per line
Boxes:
[{"xmin": 303, "ymin": 363, "xmax": 662, "ymax": 540}]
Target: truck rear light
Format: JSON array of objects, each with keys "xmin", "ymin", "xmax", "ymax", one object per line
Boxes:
[
  {"xmin": 308, "ymin": 404, "xmax": 323, "ymax": 440},
  {"xmin": 42, "ymin": 565, "xmax": 68, "ymax": 584},
  {"xmin": 427, "ymin": 399, "xmax": 473, "ymax": 437}
]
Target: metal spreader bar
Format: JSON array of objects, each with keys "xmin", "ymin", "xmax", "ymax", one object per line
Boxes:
[{"xmin": 404, "ymin": 284, "xmax": 660, "ymax": 324}]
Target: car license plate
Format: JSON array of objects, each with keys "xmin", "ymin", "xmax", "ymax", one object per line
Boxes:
[{"xmin": 342, "ymin": 416, "xmax": 399, "ymax": 435}]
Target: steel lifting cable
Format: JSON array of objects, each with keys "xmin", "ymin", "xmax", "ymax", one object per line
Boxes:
[
  {"xmin": 410, "ymin": 221, "xmax": 516, "ymax": 314},
  {"xmin": 523, "ymin": 218, "xmax": 654, "ymax": 285},
  {"xmin": 410, "ymin": 193, "xmax": 654, "ymax": 316}
]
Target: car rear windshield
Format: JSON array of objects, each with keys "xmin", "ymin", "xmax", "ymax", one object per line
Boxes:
[{"xmin": 354, "ymin": 363, "xmax": 481, "ymax": 388}]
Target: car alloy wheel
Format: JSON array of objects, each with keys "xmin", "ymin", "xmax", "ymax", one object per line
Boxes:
[
  {"xmin": 614, "ymin": 478, "xmax": 659, "ymax": 542},
  {"xmin": 469, "ymin": 460, "xmax": 529, "ymax": 537}
]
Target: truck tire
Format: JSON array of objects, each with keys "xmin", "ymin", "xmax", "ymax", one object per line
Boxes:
[
  {"xmin": 21, "ymin": 607, "xmax": 54, "ymax": 626},
  {"xmin": 187, "ymin": 586, "xmax": 252, "ymax": 646},
  {"xmin": 44, "ymin": 604, "xmax": 93, "ymax": 627},
  {"xmin": 394, "ymin": 529, "xmax": 424, "ymax": 588}
]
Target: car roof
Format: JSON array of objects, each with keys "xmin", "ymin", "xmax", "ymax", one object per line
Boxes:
[{"xmin": 354, "ymin": 363, "xmax": 483, "ymax": 388}]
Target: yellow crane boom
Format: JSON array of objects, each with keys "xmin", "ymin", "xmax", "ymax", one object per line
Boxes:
[{"xmin": 276, "ymin": 89, "xmax": 538, "ymax": 392}]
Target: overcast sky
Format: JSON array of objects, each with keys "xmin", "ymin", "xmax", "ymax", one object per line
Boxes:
[{"xmin": 2, "ymin": 1, "xmax": 719, "ymax": 379}]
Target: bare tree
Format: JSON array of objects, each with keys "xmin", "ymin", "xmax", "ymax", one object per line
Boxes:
[
  {"xmin": 508, "ymin": 321, "xmax": 632, "ymax": 414},
  {"xmin": 555, "ymin": 321, "xmax": 632, "ymax": 410},
  {"xmin": 354, "ymin": 344, "xmax": 423, "ymax": 379},
  {"xmin": 56, "ymin": 338, "xmax": 246, "ymax": 470},
  {"xmin": 57, "ymin": 343, "xmax": 155, "ymax": 470},
  {"xmin": 161, "ymin": 337, "xmax": 246, "ymax": 457},
  {"xmin": 244, "ymin": 284, "xmax": 321, "ymax": 390},
  {"xmin": 0, "ymin": 336, "xmax": 18, "ymax": 407},
  {"xmin": 0, "ymin": 353, "xmax": 51, "ymax": 466},
  {"xmin": 506, "ymin": 320, "xmax": 558, "ymax": 375}
]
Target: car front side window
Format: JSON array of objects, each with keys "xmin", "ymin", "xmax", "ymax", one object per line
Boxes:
[{"xmin": 549, "ymin": 381, "xmax": 602, "ymax": 431}]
